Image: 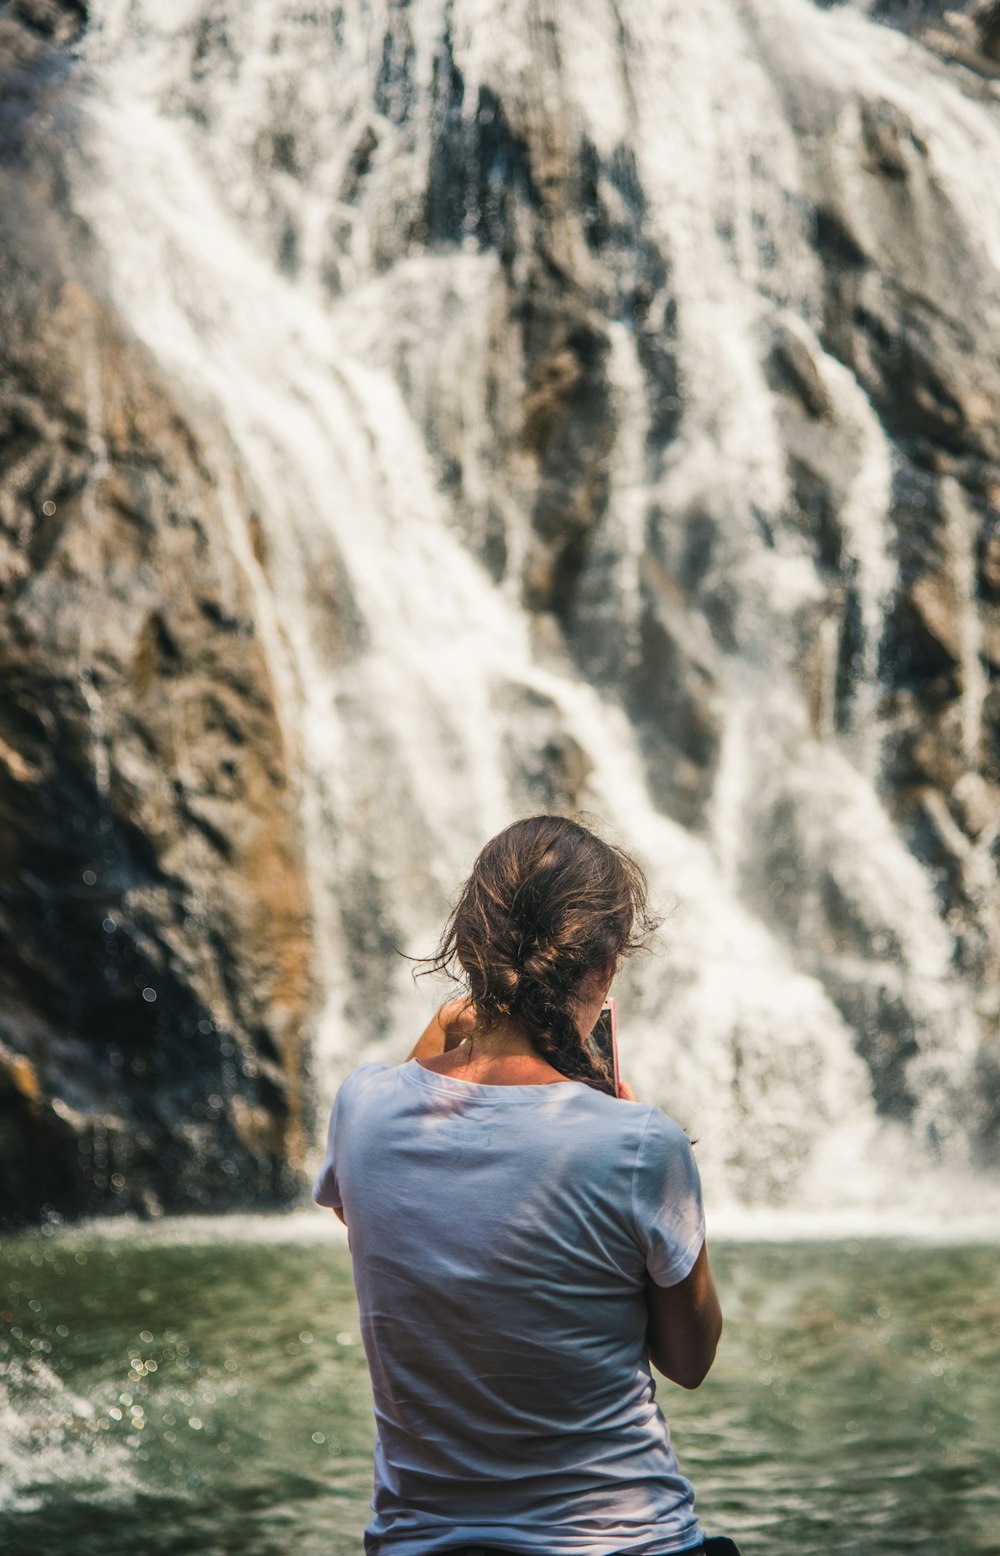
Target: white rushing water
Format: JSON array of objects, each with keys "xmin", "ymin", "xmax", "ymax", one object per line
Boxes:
[{"xmin": 69, "ymin": 0, "xmax": 1000, "ymax": 1222}]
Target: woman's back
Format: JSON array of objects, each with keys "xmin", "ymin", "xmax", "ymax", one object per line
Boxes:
[{"xmin": 314, "ymin": 1056, "xmax": 707, "ymax": 1555}]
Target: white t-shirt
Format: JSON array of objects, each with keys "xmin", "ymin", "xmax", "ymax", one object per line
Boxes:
[{"xmin": 313, "ymin": 1059, "xmax": 707, "ymax": 1556}]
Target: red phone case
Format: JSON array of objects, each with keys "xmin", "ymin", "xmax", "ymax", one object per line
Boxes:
[{"xmin": 596, "ymin": 997, "xmax": 620, "ymax": 1097}]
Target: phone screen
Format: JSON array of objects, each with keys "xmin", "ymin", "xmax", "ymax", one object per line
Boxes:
[{"xmin": 590, "ymin": 997, "xmax": 619, "ymax": 1095}]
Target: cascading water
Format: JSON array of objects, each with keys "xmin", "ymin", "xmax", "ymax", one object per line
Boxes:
[{"xmin": 66, "ymin": 0, "xmax": 1000, "ymax": 1224}]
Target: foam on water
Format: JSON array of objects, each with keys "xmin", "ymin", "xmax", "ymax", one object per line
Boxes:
[{"xmin": 0, "ymin": 1352, "xmax": 146, "ymax": 1514}]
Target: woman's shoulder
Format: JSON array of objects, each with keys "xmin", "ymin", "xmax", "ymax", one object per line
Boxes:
[
  {"xmin": 579, "ymin": 1091, "xmax": 696, "ymax": 1165},
  {"xmin": 331, "ymin": 1060, "xmax": 396, "ymax": 1107},
  {"xmin": 340, "ymin": 1059, "xmax": 395, "ymax": 1084}
]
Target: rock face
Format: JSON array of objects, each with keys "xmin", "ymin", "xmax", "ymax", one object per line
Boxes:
[
  {"xmin": 0, "ymin": 2, "xmax": 314, "ymax": 1228},
  {"xmin": 362, "ymin": 14, "xmax": 725, "ymax": 829},
  {"xmin": 3, "ymin": 0, "xmax": 1000, "ymax": 1223},
  {"xmin": 864, "ymin": 1, "xmax": 1000, "ymax": 74},
  {"xmin": 750, "ymin": 2, "xmax": 1000, "ymax": 1151},
  {"xmin": 312, "ymin": 0, "xmax": 1000, "ymax": 1160}
]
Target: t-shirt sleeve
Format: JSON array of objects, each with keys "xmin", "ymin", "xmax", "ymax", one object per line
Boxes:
[
  {"xmin": 311, "ymin": 1086, "xmax": 344, "ymax": 1210},
  {"xmin": 631, "ymin": 1108, "xmax": 706, "ymax": 1288}
]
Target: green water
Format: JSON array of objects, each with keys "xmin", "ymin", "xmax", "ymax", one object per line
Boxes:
[{"xmin": 1, "ymin": 1221, "xmax": 997, "ymax": 1556}]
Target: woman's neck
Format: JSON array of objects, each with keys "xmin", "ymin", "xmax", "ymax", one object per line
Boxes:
[{"xmin": 416, "ymin": 1024, "xmax": 573, "ymax": 1086}]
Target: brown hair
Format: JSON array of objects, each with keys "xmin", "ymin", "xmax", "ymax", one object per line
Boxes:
[{"xmin": 417, "ymin": 815, "xmax": 660, "ymax": 1093}]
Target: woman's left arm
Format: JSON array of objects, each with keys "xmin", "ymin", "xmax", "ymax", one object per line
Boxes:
[{"xmin": 645, "ymin": 1242, "xmax": 723, "ymax": 1388}]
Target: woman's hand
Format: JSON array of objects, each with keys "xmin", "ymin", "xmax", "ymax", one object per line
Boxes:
[
  {"xmin": 618, "ymin": 1079, "xmax": 638, "ymax": 1101},
  {"xmin": 405, "ymin": 999, "xmax": 475, "ymax": 1061}
]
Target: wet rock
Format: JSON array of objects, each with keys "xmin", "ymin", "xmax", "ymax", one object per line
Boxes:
[
  {"xmin": 860, "ymin": 99, "xmax": 928, "ymax": 179},
  {"xmin": 886, "ymin": 573, "xmax": 963, "ymax": 698},
  {"xmin": 951, "ymin": 771, "xmax": 1000, "ymax": 840},
  {"xmin": 1, "ymin": 0, "xmax": 86, "ymax": 49},
  {"xmin": 627, "ymin": 557, "xmax": 723, "ymax": 828},
  {"xmin": 0, "ymin": 18, "xmax": 314, "ymax": 1228},
  {"xmin": 6, "ymin": 0, "xmax": 1000, "ymax": 1211},
  {"xmin": 521, "ymin": 312, "xmax": 614, "ymax": 616},
  {"xmin": 890, "ymin": 1, "xmax": 1000, "ymax": 77},
  {"xmin": 758, "ymin": 48, "xmax": 1000, "ymax": 1023},
  {"xmin": 765, "ymin": 320, "xmax": 836, "ymax": 422},
  {"xmin": 970, "ymin": 1038, "xmax": 1000, "ymax": 1163},
  {"xmin": 866, "ymin": 0, "xmax": 1000, "ymax": 61},
  {"xmin": 981, "ymin": 0, "xmax": 1000, "ymax": 59},
  {"xmin": 495, "ymin": 682, "xmax": 593, "ymax": 813},
  {"xmin": 978, "ymin": 520, "xmax": 1000, "ymax": 599}
]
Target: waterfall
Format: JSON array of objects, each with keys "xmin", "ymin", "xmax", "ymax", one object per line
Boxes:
[{"xmin": 62, "ymin": 0, "xmax": 1000, "ymax": 1220}]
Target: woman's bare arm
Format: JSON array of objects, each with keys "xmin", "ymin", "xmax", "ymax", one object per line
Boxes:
[
  {"xmin": 644, "ymin": 1241, "xmax": 722, "ymax": 1389},
  {"xmin": 404, "ymin": 998, "xmax": 476, "ymax": 1061}
]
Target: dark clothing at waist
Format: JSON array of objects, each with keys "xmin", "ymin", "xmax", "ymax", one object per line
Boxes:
[{"xmin": 450, "ymin": 1538, "xmax": 743, "ymax": 1556}]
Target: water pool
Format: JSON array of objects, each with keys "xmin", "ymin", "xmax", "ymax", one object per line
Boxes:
[{"xmin": 1, "ymin": 1219, "xmax": 997, "ymax": 1555}]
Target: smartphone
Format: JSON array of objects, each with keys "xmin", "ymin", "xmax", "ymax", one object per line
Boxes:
[{"xmin": 590, "ymin": 997, "xmax": 620, "ymax": 1096}]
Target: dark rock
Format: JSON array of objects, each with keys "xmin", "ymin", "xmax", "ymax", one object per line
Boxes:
[
  {"xmin": 983, "ymin": 683, "xmax": 1000, "ymax": 779},
  {"xmin": 495, "ymin": 682, "xmax": 593, "ymax": 813},
  {"xmin": 338, "ymin": 864, "xmax": 404, "ymax": 1043},
  {"xmin": 339, "ymin": 124, "xmax": 380, "ymax": 201},
  {"xmin": 970, "ymin": 1037, "xmax": 1000, "ymax": 1162},
  {"xmin": 374, "ymin": 7, "xmax": 416, "ymax": 129},
  {"xmin": 885, "ymin": 576, "xmax": 963, "ymax": 695},
  {"xmin": 2, "ymin": 0, "xmax": 86, "ymax": 48},
  {"xmin": 0, "ymin": 35, "xmax": 314, "ymax": 1227},
  {"xmin": 522, "ymin": 313, "xmax": 614, "ymax": 616},
  {"xmin": 978, "ymin": 519, "xmax": 1000, "ymax": 600},
  {"xmin": 871, "ymin": 0, "xmax": 1000, "ymax": 77},
  {"xmin": 860, "ymin": 99, "xmax": 928, "ymax": 179},
  {"xmin": 765, "ymin": 321, "xmax": 836, "ymax": 421},
  {"xmin": 951, "ymin": 771, "xmax": 1000, "ymax": 839},
  {"xmin": 625, "ymin": 556, "xmax": 723, "ymax": 828},
  {"xmin": 821, "ymin": 970, "xmax": 920, "ymax": 1120},
  {"xmin": 6, "ymin": 0, "xmax": 1000, "ymax": 1208},
  {"xmin": 981, "ymin": 0, "xmax": 1000, "ymax": 59}
]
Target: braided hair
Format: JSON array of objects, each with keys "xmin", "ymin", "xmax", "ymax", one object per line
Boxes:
[{"xmin": 417, "ymin": 816, "xmax": 660, "ymax": 1094}]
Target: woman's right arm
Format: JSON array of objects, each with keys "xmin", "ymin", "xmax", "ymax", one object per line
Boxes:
[
  {"xmin": 404, "ymin": 998, "xmax": 475, "ymax": 1060},
  {"xmin": 644, "ymin": 1241, "xmax": 722, "ymax": 1389}
]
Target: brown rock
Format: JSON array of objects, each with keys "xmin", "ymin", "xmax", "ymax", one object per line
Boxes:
[
  {"xmin": 980, "ymin": 526, "xmax": 1000, "ymax": 599},
  {"xmin": 952, "ymin": 772, "xmax": 1000, "ymax": 840},
  {"xmin": 0, "ymin": 194, "xmax": 313, "ymax": 1226}
]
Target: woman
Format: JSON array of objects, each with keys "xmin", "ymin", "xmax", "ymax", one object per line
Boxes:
[{"xmin": 313, "ymin": 815, "xmax": 734, "ymax": 1556}]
